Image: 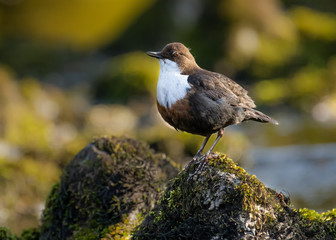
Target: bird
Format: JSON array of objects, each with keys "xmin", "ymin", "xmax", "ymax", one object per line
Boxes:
[{"xmin": 147, "ymin": 42, "xmax": 278, "ymax": 171}]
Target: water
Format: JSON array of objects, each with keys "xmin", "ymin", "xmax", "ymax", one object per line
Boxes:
[{"xmin": 246, "ymin": 143, "xmax": 336, "ymax": 211}]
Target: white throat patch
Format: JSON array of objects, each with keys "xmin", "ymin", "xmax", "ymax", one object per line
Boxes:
[{"xmin": 157, "ymin": 59, "xmax": 191, "ymax": 108}]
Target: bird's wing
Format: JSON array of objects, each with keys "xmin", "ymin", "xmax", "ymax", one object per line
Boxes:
[{"xmin": 187, "ymin": 70, "xmax": 256, "ymax": 108}]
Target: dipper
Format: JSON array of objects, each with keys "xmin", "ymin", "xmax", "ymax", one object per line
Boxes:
[{"xmin": 147, "ymin": 42, "xmax": 278, "ymax": 170}]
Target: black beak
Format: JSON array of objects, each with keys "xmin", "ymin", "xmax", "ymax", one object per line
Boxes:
[{"xmin": 146, "ymin": 51, "xmax": 162, "ymax": 59}]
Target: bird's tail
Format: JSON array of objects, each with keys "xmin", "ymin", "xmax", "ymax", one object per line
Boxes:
[{"xmin": 244, "ymin": 109, "xmax": 279, "ymax": 125}]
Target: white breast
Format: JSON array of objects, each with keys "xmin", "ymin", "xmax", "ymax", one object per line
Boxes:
[{"xmin": 157, "ymin": 59, "xmax": 191, "ymax": 108}]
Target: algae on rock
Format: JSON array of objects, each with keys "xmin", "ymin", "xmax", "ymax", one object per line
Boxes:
[
  {"xmin": 133, "ymin": 155, "xmax": 336, "ymax": 240},
  {"xmin": 39, "ymin": 136, "xmax": 178, "ymax": 240}
]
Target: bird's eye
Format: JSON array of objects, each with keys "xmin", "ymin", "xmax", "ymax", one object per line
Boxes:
[{"xmin": 172, "ymin": 51, "xmax": 179, "ymax": 57}]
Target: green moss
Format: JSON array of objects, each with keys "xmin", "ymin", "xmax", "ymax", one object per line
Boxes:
[
  {"xmin": 39, "ymin": 183, "xmax": 60, "ymax": 229},
  {"xmin": 133, "ymin": 154, "xmax": 336, "ymax": 239},
  {"xmin": 295, "ymin": 208, "xmax": 336, "ymax": 237},
  {"xmin": 299, "ymin": 208, "xmax": 323, "ymax": 221},
  {"xmin": 20, "ymin": 228, "xmax": 40, "ymax": 240},
  {"xmin": 70, "ymin": 228, "xmax": 101, "ymax": 240},
  {"xmin": 321, "ymin": 209, "xmax": 336, "ymax": 221},
  {"xmin": 0, "ymin": 227, "xmax": 18, "ymax": 240},
  {"xmin": 299, "ymin": 208, "xmax": 336, "ymax": 223},
  {"xmin": 38, "ymin": 136, "xmax": 177, "ymax": 240},
  {"xmin": 134, "ymin": 155, "xmax": 250, "ymax": 239},
  {"xmin": 101, "ymin": 212, "xmax": 144, "ymax": 240},
  {"xmin": 12, "ymin": 138, "xmax": 336, "ymax": 239},
  {"xmin": 208, "ymin": 155, "xmax": 277, "ymax": 210}
]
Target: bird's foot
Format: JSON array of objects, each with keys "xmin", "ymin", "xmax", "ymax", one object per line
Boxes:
[
  {"xmin": 184, "ymin": 153, "xmax": 203, "ymax": 171},
  {"xmin": 192, "ymin": 152, "xmax": 203, "ymax": 162},
  {"xmin": 195, "ymin": 154, "xmax": 209, "ymax": 173},
  {"xmin": 187, "ymin": 152, "xmax": 219, "ymax": 180},
  {"xmin": 187, "ymin": 155, "xmax": 208, "ymax": 180},
  {"xmin": 186, "ymin": 156, "xmax": 207, "ymax": 181}
]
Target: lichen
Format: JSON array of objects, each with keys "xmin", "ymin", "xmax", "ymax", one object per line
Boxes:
[
  {"xmin": 133, "ymin": 154, "xmax": 336, "ymax": 240},
  {"xmin": 133, "ymin": 155, "xmax": 251, "ymax": 239}
]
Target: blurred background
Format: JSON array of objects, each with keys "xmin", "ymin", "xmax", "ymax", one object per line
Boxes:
[{"xmin": 0, "ymin": 0, "xmax": 336, "ymax": 234}]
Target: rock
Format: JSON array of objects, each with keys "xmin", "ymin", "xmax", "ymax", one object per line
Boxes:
[
  {"xmin": 0, "ymin": 227, "xmax": 18, "ymax": 240},
  {"xmin": 133, "ymin": 155, "xmax": 336, "ymax": 240},
  {"xmin": 21, "ymin": 228, "xmax": 40, "ymax": 240},
  {"xmin": 39, "ymin": 136, "xmax": 178, "ymax": 240},
  {"xmin": 8, "ymin": 136, "xmax": 336, "ymax": 239}
]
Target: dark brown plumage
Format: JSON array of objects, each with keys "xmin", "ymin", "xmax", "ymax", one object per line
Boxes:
[{"xmin": 147, "ymin": 42, "xmax": 278, "ymax": 170}]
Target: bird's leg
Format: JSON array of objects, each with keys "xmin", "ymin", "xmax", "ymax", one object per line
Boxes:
[
  {"xmin": 204, "ymin": 129, "xmax": 224, "ymax": 159},
  {"xmin": 193, "ymin": 135, "xmax": 211, "ymax": 161},
  {"xmin": 196, "ymin": 129, "xmax": 224, "ymax": 172},
  {"xmin": 185, "ymin": 135, "xmax": 211, "ymax": 170}
]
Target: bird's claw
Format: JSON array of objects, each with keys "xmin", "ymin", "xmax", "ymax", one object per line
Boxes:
[
  {"xmin": 186, "ymin": 155, "xmax": 208, "ymax": 181},
  {"xmin": 184, "ymin": 153, "xmax": 204, "ymax": 171},
  {"xmin": 195, "ymin": 155, "xmax": 208, "ymax": 173},
  {"xmin": 186, "ymin": 152, "xmax": 220, "ymax": 181},
  {"xmin": 192, "ymin": 152, "xmax": 203, "ymax": 162}
]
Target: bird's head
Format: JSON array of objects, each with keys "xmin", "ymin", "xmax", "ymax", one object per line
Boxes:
[{"xmin": 147, "ymin": 42, "xmax": 199, "ymax": 74}]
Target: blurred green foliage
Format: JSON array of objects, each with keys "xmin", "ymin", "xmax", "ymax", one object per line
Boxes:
[
  {"xmin": 94, "ymin": 52, "xmax": 158, "ymax": 102},
  {"xmin": 0, "ymin": 0, "xmax": 336, "ymax": 235},
  {"xmin": 0, "ymin": 0, "xmax": 155, "ymax": 50}
]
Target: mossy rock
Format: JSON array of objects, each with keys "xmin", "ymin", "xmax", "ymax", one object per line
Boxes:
[
  {"xmin": 7, "ymin": 136, "xmax": 336, "ymax": 239},
  {"xmin": 0, "ymin": 227, "xmax": 18, "ymax": 240},
  {"xmin": 39, "ymin": 136, "xmax": 178, "ymax": 240},
  {"xmin": 133, "ymin": 155, "xmax": 336, "ymax": 240},
  {"xmin": 20, "ymin": 228, "xmax": 40, "ymax": 240}
]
